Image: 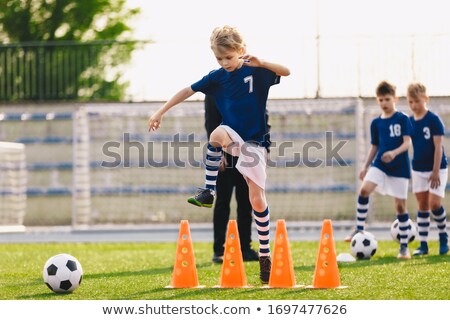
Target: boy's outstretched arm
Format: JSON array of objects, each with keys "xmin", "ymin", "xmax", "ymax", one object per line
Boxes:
[
  {"xmin": 359, "ymin": 144, "xmax": 378, "ymax": 180},
  {"xmin": 241, "ymin": 54, "xmax": 290, "ymax": 76},
  {"xmin": 148, "ymin": 86, "xmax": 195, "ymax": 131}
]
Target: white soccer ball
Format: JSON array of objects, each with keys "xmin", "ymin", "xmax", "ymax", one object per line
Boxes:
[
  {"xmin": 390, "ymin": 219, "xmax": 417, "ymax": 243},
  {"xmin": 43, "ymin": 253, "xmax": 83, "ymax": 293},
  {"xmin": 350, "ymin": 231, "xmax": 378, "ymax": 260}
]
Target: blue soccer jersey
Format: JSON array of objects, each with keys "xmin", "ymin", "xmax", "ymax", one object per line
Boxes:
[
  {"xmin": 370, "ymin": 111, "xmax": 412, "ymax": 178},
  {"xmin": 410, "ymin": 110, "xmax": 447, "ymax": 172},
  {"xmin": 191, "ymin": 65, "xmax": 280, "ymax": 146}
]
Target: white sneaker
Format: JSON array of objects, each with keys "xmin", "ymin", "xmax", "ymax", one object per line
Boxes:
[{"xmin": 397, "ymin": 246, "xmax": 411, "ymax": 259}]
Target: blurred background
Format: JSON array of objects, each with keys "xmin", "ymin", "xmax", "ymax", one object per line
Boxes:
[{"xmin": 1, "ymin": 0, "xmax": 450, "ymax": 230}]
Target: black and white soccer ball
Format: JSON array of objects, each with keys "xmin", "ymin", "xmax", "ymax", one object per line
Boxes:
[
  {"xmin": 43, "ymin": 253, "xmax": 83, "ymax": 293},
  {"xmin": 350, "ymin": 231, "xmax": 378, "ymax": 260},
  {"xmin": 390, "ymin": 219, "xmax": 417, "ymax": 243}
]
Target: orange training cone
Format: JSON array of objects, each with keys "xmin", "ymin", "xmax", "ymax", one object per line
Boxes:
[
  {"xmin": 166, "ymin": 220, "xmax": 201, "ymax": 288},
  {"xmin": 268, "ymin": 219, "xmax": 300, "ymax": 288},
  {"xmin": 309, "ymin": 219, "xmax": 346, "ymax": 289},
  {"xmin": 218, "ymin": 220, "xmax": 248, "ymax": 288}
]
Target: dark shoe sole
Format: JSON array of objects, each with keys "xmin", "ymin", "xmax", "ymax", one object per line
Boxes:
[
  {"xmin": 260, "ymin": 275, "xmax": 269, "ymax": 284},
  {"xmin": 212, "ymin": 257, "xmax": 223, "ymax": 264},
  {"xmin": 412, "ymin": 250, "xmax": 428, "ymax": 256},
  {"xmin": 187, "ymin": 198, "xmax": 213, "ymax": 208}
]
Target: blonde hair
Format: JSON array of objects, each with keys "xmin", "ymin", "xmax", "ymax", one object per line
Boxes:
[
  {"xmin": 376, "ymin": 80, "xmax": 396, "ymax": 97},
  {"xmin": 407, "ymin": 82, "xmax": 427, "ymax": 99},
  {"xmin": 210, "ymin": 25, "xmax": 245, "ymax": 53}
]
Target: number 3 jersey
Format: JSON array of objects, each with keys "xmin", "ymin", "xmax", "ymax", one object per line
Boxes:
[
  {"xmin": 409, "ymin": 110, "xmax": 448, "ymax": 172},
  {"xmin": 191, "ymin": 65, "xmax": 280, "ymax": 146},
  {"xmin": 370, "ymin": 111, "xmax": 412, "ymax": 178}
]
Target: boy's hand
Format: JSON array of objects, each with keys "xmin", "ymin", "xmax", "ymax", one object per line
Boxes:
[
  {"xmin": 359, "ymin": 168, "xmax": 368, "ymax": 181},
  {"xmin": 381, "ymin": 151, "xmax": 396, "ymax": 163},
  {"xmin": 429, "ymin": 171, "xmax": 441, "ymax": 189},
  {"xmin": 241, "ymin": 54, "xmax": 262, "ymax": 67},
  {"xmin": 148, "ymin": 112, "xmax": 163, "ymax": 131},
  {"xmin": 218, "ymin": 155, "xmax": 227, "ymax": 172}
]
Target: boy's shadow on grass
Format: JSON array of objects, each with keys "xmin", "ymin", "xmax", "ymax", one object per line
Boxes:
[
  {"xmin": 337, "ymin": 254, "xmax": 449, "ymax": 269},
  {"xmin": 18, "ymin": 262, "xmax": 212, "ymax": 299},
  {"xmin": 129, "ymin": 286, "xmax": 266, "ymax": 300},
  {"xmin": 292, "ymin": 252, "xmax": 449, "ymax": 274},
  {"xmin": 19, "ymin": 292, "xmax": 75, "ymax": 299}
]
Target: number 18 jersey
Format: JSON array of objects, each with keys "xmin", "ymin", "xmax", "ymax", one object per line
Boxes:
[{"xmin": 370, "ymin": 111, "xmax": 412, "ymax": 178}]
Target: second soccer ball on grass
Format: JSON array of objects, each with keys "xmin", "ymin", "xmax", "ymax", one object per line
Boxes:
[
  {"xmin": 350, "ymin": 231, "xmax": 378, "ymax": 260},
  {"xmin": 390, "ymin": 219, "xmax": 417, "ymax": 243}
]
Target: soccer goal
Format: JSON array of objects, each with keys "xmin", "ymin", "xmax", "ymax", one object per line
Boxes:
[
  {"xmin": 0, "ymin": 141, "xmax": 27, "ymax": 232},
  {"xmin": 72, "ymin": 99, "xmax": 365, "ymax": 227}
]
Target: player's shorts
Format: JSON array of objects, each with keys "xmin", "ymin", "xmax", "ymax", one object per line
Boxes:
[
  {"xmin": 220, "ymin": 125, "xmax": 267, "ymax": 190},
  {"xmin": 411, "ymin": 168, "xmax": 448, "ymax": 198},
  {"xmin": 364, "ymin": 166, "xmax": 409, "ymax": 199}
]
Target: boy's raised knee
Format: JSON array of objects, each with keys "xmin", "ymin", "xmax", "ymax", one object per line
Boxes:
[{"xmin": 250, "ymin": 196, "xmax": 267, "ymax": 213}]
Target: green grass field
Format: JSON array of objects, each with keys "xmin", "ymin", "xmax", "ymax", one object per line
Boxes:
[{"xmin": 0, "ymin": 241, "xmax": 448, "ymax": 300}]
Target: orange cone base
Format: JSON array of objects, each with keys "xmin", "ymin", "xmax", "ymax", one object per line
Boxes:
[
  {"xmin": 261, "ymin": 284, "xmax": 305, "ymax": 289},
  {"xmin": 305, "ymin": 285, "xmax": 347, "ymax": 289},
  {"xmin": 165, "ymin": 285, "xmax": 206, "ymax": 289}
]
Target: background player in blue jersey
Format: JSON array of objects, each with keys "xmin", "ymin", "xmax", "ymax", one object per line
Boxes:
[
  {"xmin": 148, "ymin": 25, "xmax": 290, "ymax": 283},
  {"xmin": 407, "ymin": 82, "xmax": 449, "ymax": 256},
  {"xmin": 345, "ymin": 81, "xmax": 413, "ymax": 259}
]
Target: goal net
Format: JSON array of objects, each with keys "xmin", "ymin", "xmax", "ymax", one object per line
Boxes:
[
  {"xmin": 72, "ymin": 99, "xmax": 364, "ymax": 227},
  {"xmin": 0, "ymin": 141, "xmax": 27, "ymax": 232}
]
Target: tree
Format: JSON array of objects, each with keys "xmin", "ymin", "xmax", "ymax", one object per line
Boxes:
[{"xmin": 0, "ymin": 0, "xmax": 141, "ymax": 101}]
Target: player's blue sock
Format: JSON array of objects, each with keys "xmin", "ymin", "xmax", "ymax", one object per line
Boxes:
[
  {"xmin": 432, "ymin": 206, "xmax": 447, "ymax": 234},
  {"xmin": 417, "ymin": 211, "xmax": 430, "ymax": 246},
  {"xmin": 356, "ymin": 196, "xmax": 369, "ymax": 231},
  {"xmin": 205, "ymin": 144, "xmax": 222, "ymax": 191},
  {"xmin": 253, "ymin": 207, "xmax": 270, "ymax": 257},
  {"xmin": 397, "ymin": 213, "xmax": 409, "ymax": 248}
]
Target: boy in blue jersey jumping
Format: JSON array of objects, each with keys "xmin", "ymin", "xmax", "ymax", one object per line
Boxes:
[
  {"xmin": 148, "ymin": 25, "xmax": 290, "ymax": 282},
  {"xmin": 407, "ymin": 82, "xmax": 448, "ymax": 256},
  {"xmin": 345, "ymin": 81, "xmax": 413, "ymax": 259}
]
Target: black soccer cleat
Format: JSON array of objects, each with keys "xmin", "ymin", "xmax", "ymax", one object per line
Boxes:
[
  {"xmin": 412, "ymin": 242, "xmax": 429, "ymax": 256},
  {"xmin": 187, "ymin": 188, "xmax": 215, "ymax": 208},
  {"xmin": 211, "ymin": 253, "xmax": 223, "ymax": 264},
  {"xmin": 259, "ymin": 255, "xmax": 272, "ymax": 284}
]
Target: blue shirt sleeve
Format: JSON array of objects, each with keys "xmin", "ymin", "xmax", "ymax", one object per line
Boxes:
[
  {"xmin": 402, "ymin": 113, "xmax": 412, "ymax": 136},
  {"xmin": 370, "ymin": 119, "xmax": 378, "ymax": 145},
  {"xmin": 191, "ymin": 70, "xmax": 217, "ymax": 95},
  {"xmin": 257, "ymin": 67, "xmax": 280, "ymax": 88},
  {"xmin": 431, "ymin": 113, "xmax": 445, "ymax": 136}
]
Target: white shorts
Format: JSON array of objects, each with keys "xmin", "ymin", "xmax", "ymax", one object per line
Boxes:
[
  {"xmin": 220, "ymin": 125, "xmax": 267, "ymax": 190},
  {"xmin": 364, "ymin": 166, "xmax": 409, "ymax": 199},
  {"xmin": 412, "ymin": 168, "xmax": 448, "ymax": 198}
]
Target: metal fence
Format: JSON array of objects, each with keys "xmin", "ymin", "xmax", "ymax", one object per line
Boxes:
[
  {"xmin": 1, "ymin": 35, "xmax": 450, "ymax": 101},
  {"xmin": 0, "ymin": 40, "xmax": 140, "ymax": 101}
]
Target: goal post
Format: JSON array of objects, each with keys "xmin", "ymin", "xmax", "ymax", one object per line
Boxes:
[
  {"xmin": 0, "ymin": 141, "xmax": 27, "ymax": 232},
  {"xmin": 72, "ymin": 99, "xmax": 364, "ymax": 228}
]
